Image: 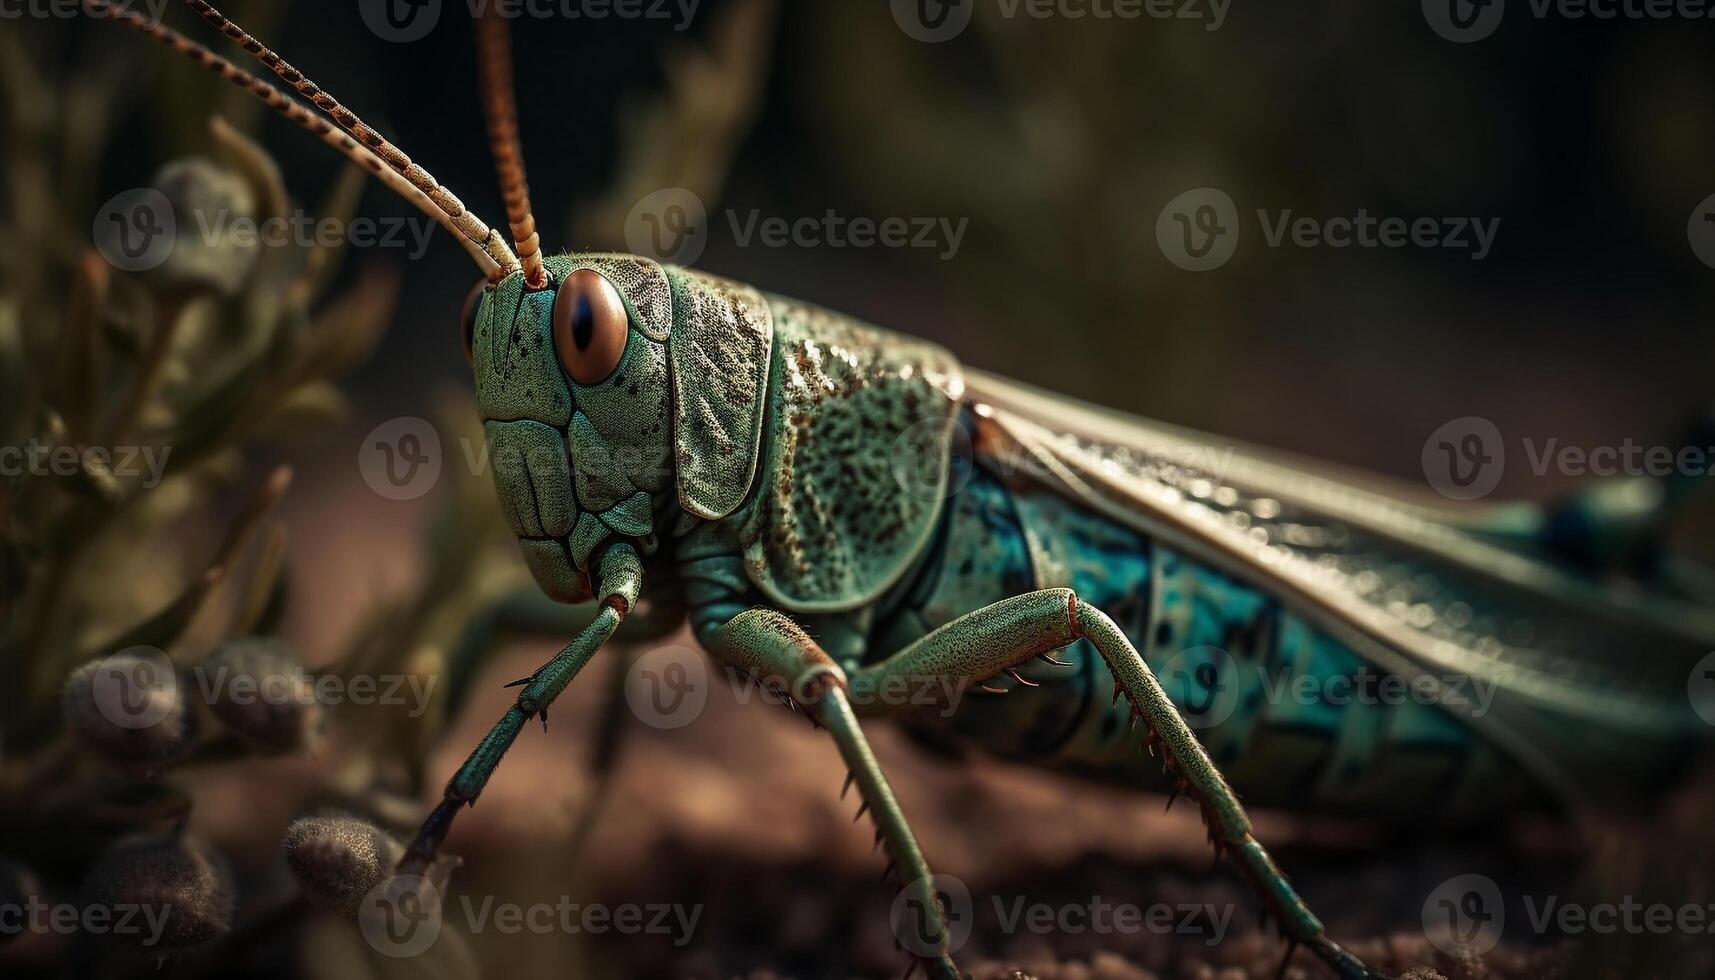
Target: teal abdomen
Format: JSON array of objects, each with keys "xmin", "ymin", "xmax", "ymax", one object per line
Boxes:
[{"xmin": 872, "ymin": 460, "xmax": 1551, "ymax": 823}]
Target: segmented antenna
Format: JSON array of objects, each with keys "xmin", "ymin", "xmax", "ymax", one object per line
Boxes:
[
  {"xmin": 476, "ymin": 8, "xmax": 550, "ymax": 290},
  {"xmin": 81, "ymin": 0, "xmax": 507, "ymax": 280},
  {"xmin": 179, "ymin": 0, "xmax": 521, "ymax": 279}
]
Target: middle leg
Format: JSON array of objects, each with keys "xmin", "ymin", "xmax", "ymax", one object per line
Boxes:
[{"xmin": 706, "ymin": 608, "xmax": 963, "ymax": 980}]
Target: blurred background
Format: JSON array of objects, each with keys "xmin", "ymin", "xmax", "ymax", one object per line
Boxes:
[{"xmin": 3, "ymin": 1, "xmax": 1715, "ymax": 978}]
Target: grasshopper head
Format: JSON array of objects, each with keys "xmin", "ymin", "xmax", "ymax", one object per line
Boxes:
[
  {"xmin": 463, "ymin": 251, "xmax": 773, "ymax": 604},
  {"xmin": 461, "ymin": 254, "xmax": 682, "ymax": 602}
]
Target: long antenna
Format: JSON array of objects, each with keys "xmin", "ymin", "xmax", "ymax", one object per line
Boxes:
[
  {"xmin": 179, "ymin": 0, "xmax": 521, "ymax": 280},
  {"xmin": 475, "ymin": 9, "xmax": 550, "ymax": 290},
  {"xmin": 82, "ymin": 0, "xmax": 508, "ymax": 280}
]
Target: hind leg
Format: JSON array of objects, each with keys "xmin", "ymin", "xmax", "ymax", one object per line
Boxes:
[{"xmin": 850, "ymin": 588, "xmax": 1384, "ymax": 980}]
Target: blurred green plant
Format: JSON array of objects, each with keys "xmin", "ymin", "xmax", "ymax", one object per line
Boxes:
[
  {"xmin": 0, "ymin": 1, "xmax": 779, "ymax": 975},
  {"xmin": 0, "ymin": 16, "xmax": 399, "ymax": 972}
]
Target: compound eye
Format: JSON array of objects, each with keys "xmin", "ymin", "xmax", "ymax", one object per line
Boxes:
[
  {"xmin": 460, "ymin": 280, "xmax": 485, "ymax": 366},
  {"xmin": 552, "ymin": 269, "xmax": 629, "ymax": 385}
]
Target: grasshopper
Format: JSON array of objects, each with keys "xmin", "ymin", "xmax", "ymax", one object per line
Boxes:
[{"xmin": 89, "ymin": 3, "xmax": 1715, "ymax": 977}]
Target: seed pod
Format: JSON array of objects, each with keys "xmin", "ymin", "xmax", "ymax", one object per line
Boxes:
[
  {"xmin": 281, "ymin": 814, "xmax": 403, "ymax": 919},
  {"xmin": 61, "ymin": 649, "xmax": 194, "ymax": 774},
  {"xmin": 81, "ymin": 831, "xmax": 233, "ymax": 953},
  {"xmin": 201, "ymin": 637, "xmax": 322, "ymax": 755},
  {"xmin": 147, "ymin": 158, "xmax": 259, "ymax": 298},
  {"xmin": 0, "ymin": 857, "xmax": 40, "ymax": 948}
]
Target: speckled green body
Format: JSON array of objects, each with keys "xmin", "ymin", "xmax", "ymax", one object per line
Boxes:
[
  {"xmin": 451, "ymin": 251, "xmax": 1713, "ymax": 979},
  {"xmin": 467, "ymin": 252, "xmax": 1709, "ymax": 820}
]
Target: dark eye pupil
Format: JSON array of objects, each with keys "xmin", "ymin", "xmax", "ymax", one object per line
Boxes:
[{"xmin": 572, "ymin": 296, "xmax": 595, "ymax": 351}]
